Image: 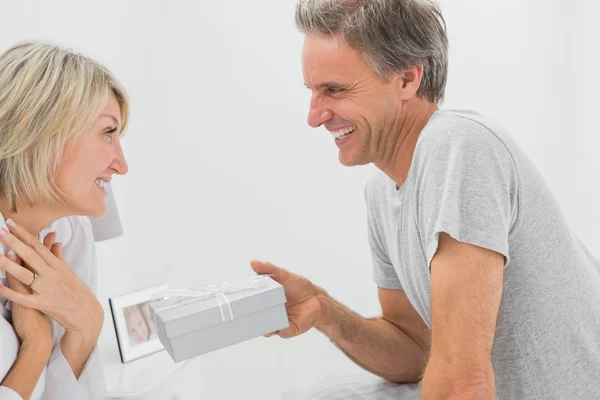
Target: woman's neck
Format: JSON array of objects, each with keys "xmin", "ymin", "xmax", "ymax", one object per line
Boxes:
[{"xmin": 0, "ymin": 199, "xmax": 64, "ymax": 237}]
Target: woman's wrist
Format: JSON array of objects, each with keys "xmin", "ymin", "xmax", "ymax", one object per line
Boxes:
[
  {"xmin": 62, "ymin": 329, "xmax": 98, "ymax": 355},
  {"xmin": 20, "ymin": 336, "xmax": 53, "ymax": 356},
  {"xmin": 66, "ymin": 301, "xmax": 103, "ymax": 345},
  {"xmin": 60, "ymin": 330, "xmax": 99, "ymax": 379},
  {"xmin": 1, "ymin": 341, "xmax": 52, "ymax": 398}
]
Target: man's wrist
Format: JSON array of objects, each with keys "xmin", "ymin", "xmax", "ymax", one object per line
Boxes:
[{"xmin": 315, "ymin": 293, "xmax": 334, "ymax": 332}]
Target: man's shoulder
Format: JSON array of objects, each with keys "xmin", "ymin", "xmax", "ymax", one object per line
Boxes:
[
  {"xmin": 419, "ymin": 109, "xmax": 512, "ymax": 152},
  {"xmin": 412, "ymin": 109, "xmax": 518, "ymax": 177}
]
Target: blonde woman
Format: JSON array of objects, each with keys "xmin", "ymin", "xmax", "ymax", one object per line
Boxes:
[{"xmin": 0, "ymin": 42, "xmax": 129, "ymax": 399}]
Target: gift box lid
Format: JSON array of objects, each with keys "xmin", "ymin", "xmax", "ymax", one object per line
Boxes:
[{"xmin": 149, "ymin": 276, "xmax": 286, "ymax": 339}]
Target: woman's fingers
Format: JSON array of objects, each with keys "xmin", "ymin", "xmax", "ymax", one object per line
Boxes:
[
  {"xmin": 43, "ymin": 232, "xmax": 56, "ymax": 250},
  {"xmin": 51, "ymin": 242, "xmax": 64, "ymax": 261},
  {"xmin": 5, "ymin": 254, "xmax": 29, "ymax": 295},
  {"xmin": 0, "ymin": 225, "xmax": 51, "ymax": 273},
  {"xmin": 6, "ymin": 272, "xmax": 29, "ymax": 295},
  {"xmin": 0, "ymin": 282, "xmax": 37, "ymax": 309},
  {"xmin": 0, "ymin": 253, "xmax": 36, "ymax": 287},
  {"xmin": 43, "ymin": 232, "xmax": 65, "ymax": 261}
]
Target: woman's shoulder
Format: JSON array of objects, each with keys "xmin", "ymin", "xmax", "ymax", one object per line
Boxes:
[
  {"xmin": 44, "ymin": 216, "xmax": 93, "ymax": 248},
  {"xmin": 47, "ymin": 216, "xmax": 97, "ymax": 288}
]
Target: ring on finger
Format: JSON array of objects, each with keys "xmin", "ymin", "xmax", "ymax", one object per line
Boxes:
[{"xmin": 29, "ymin": 272, "xmax": 38, "ymax": 289}]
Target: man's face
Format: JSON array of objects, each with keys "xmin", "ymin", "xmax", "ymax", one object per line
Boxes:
[{"xmin": 302, "ymin": 33, "xmax": 403, "ymax": 166}]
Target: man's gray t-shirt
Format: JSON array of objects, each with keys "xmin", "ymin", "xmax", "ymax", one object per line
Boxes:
[{"xmin": 365, "ymin": 109, "xmax": 600, "ymax": 399}]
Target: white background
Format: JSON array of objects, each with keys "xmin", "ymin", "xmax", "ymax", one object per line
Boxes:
[{"xmin": 1, "ymin": 0, "xmax": 599, "ymax": 399}]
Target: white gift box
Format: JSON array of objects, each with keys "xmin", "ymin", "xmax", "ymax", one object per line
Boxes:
[{"xmin": 149, "ymin": 276, "xmax": 289, "ymax": 363}]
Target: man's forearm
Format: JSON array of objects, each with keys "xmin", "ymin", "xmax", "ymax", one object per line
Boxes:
[
  {"xmin": 1, "ymin": 341, "xmax": 52, "ymax": 398},
  {"xmin": 315, "ymin": 294, "xmax": 428, "ymax": 383}
]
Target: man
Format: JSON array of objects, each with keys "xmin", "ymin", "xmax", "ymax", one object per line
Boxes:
[{"xmin": 251, "ymin": 0, "xmax": 600, "ymax": 399}]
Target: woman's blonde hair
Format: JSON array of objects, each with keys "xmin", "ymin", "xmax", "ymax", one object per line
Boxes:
[{"xmin": 0, "ymin": 41, "xmax": 129, "ymax": 212}]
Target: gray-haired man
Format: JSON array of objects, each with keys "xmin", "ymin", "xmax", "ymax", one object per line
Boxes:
[{"xmin": 251, "ymin": 1, "xmax": 600, "ymax": 399}]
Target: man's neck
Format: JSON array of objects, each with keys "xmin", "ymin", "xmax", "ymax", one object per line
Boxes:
[
  {"xmin": 374, "ymin": 99, "xmax": 438, "ymax": 189},
  {"xmin": 0, "ymin": 199, "xmax": 64, "ymax": 237}
]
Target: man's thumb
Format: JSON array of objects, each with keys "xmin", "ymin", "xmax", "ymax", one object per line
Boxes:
[
  {"xmin": 250, "ymin": 259, "xmax": 273, "ymax": 274},
  {"xmin": 250, "ymin": 260, "xmax": 289, "ymax": 284}
]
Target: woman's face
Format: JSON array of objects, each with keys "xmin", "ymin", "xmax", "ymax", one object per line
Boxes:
[{"xmin": 55, "ymin": 93, "xmax": 128, "ymax": 218}]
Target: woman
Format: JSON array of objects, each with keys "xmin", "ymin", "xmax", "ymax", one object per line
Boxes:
[{"xmin": 0, "ymin": 41, "xmax": 129, "ymax": 399}]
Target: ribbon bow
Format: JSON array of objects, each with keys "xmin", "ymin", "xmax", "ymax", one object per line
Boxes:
[{"xmin": 153, "ymin": 275, "xmax": 272, "ymax": 322}]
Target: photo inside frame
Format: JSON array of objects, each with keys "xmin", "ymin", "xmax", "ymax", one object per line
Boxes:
[
  {"xmin": 109, "ymin": 283, "xmax": 168, "ymax": 363},
  {"xmin": 123, "ymin": 300, "xmax": 160, "ymax": 347}
]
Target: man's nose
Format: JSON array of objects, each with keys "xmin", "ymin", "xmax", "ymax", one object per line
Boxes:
[{"xmin": 307, "ymin": 95, "xmax": 333, "ymax": 128}]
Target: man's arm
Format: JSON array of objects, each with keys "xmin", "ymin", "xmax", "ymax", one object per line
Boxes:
[
  {"xmin": 421, "ymin": 232, "xmax": 504, "ymax": 400},
  {"xmin": 317, "ymin": 287, "xmax": 431, "ymax": 383},
  {"xmin": 251, "ymin": 260, "xmax": 431, "ymax": 384}
]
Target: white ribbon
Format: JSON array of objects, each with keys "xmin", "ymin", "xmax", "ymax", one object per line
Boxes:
[{"xmin": 152, "ymin": 275, "xmax": 272, "ymax": 322}]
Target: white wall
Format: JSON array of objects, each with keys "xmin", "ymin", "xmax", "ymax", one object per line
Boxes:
[
  {"xmin": 568, "ymin": 0, "xmax": 600, "ymax": 253},
  {"xmin": 1, "ymin": 0, "xmax": 598, "ymax": 398}
]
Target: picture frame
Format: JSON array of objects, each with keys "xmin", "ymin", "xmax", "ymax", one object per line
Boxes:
[{"xmin": 109, "ymin": 283, "xmax": 168, "ymax": 363}]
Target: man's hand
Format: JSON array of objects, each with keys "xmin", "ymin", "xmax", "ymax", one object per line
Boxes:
[
  {"xmin": 250, "ymin": 260, "xmax": 327, "ymax": 338},
  {"xmin": 421, "ymin": 233, "xmax": 504, "ymax": 400},
  {"xmin": 252, "ymin": 260, "xmax": 430, "ymax": 383}
]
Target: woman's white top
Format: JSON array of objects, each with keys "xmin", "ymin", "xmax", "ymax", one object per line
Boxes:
[{"xmin": 0, "ymin": 213, "xmax": 105, "ymax": 399}]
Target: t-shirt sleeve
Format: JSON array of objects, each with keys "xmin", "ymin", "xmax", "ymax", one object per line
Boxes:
[
  {"xmin": 411, "ymin": 123, "xmax": 518, "ymax": 270},
  {"xmin": 364, "ymin": 181, "xmax": 403, "ymax": 289}
]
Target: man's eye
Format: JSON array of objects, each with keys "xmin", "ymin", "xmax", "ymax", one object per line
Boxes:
[{"xmin": 325, "ymin": 87, "xmax": 344, "ymax": 94}]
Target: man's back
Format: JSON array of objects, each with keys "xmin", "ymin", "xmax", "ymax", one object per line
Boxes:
[{"xmin": 366, "ymin": 109, "xmax": 600, "ymax": 399}]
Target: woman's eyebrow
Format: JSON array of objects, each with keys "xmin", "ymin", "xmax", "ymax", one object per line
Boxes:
[{"xmin": 100, "ymin": 114, "xmax": 120, "ymax": 127}]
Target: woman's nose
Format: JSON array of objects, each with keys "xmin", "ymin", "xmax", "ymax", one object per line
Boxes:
[{"xmin": 112, "ymin": 141, "xmax": 128, "ymax": 175}]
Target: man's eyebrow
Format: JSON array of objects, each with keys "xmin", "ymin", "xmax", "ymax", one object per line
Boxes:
[{"xmin": 304, "ymin": 82, "xmax": 346, "ymax": 90}]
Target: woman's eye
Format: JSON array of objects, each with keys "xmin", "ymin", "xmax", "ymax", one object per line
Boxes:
[{"xmin": 104, "ymin": 127, "xmax": 117, "ymax": 139}]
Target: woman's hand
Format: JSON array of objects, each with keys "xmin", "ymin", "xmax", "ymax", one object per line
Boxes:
[
  {"xmin": 0, "ymin": 219, "xmax": 103, "ymax": 343},
  {"xmin": 7, "ymin": 235, "xmax": 54, "ymax": 350},
  {"xmin": 0, "ymin": 233, "xmax": 56, "ymax": 400},
  {"xmin": 250, "ymin": 260, "xmax": 328, "ymax": 338}
]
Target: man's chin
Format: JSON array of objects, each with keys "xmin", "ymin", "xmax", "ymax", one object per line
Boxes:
[{"xmin": 338, "ymin": 151, "xmax": 367, "ymax": 167}]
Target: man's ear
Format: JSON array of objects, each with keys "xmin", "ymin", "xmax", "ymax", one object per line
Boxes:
[{"xmin": 396, "ymin": 64, "xmax": 424, "ymax": 100}]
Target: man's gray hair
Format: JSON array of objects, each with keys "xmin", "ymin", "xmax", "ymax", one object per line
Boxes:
[{"xmin": 296, "ymin": 0, "xmax": 449, "ymax": 104}]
